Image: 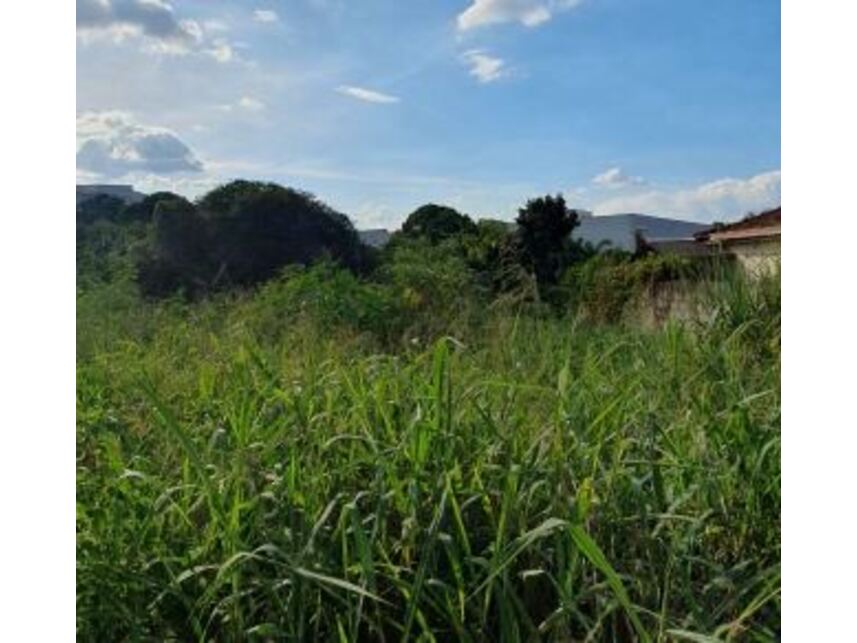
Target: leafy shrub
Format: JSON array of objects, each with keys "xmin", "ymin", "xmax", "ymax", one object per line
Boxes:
[
  {"xmin": 241, "ymin": 263, "xmax": 404, "ymax": 344},
  {"xmin": 77, "ymin": 219, "xmax": 149, "ymax": 286},
  {"xmin": 377, "ymin": 237, "xmax": 487, "ymax": 340}
]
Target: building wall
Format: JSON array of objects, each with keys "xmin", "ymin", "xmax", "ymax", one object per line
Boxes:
[
  {"xmin": 574, "ymin": 214, "xmax": 709, "ymax": 252},
  {"xmin": 724, "ymin": 237, "xmax": 780, "ymax": 277}
]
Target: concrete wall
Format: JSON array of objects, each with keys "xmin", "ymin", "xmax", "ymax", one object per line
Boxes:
[
  {"xmin": 724, "ymin": 238, "xmax": 780, "ymax": 278},
  {"xmin": 629, "ymin": 281, "xmax": 715, "ymax": 330}
]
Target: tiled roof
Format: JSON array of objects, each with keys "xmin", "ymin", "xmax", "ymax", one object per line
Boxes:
[{"xmin": 696, "ymin": 207, "xmax": 781, "ymax": 242}]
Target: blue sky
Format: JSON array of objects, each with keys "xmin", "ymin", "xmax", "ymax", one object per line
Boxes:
[{"xmin": 77, "ymin": 0, "xmax": 781, "ymax": 226}]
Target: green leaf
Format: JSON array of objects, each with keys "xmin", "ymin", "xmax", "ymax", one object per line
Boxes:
[{"xmin": 569, "ymin": 524, "xmax": 652, "ymax": 643}]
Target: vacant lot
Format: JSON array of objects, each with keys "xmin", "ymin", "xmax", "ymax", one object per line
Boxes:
[{"xmin": 77, "ymin": 270, "xmax": 780, "ymax": 641}]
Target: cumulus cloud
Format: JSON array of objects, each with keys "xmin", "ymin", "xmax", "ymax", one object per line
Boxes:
[
  {"xmin": 77, "ymin": 0, "xmax": 199, "ymax": 45},
  {"xmin": 253, "ymin": 9, "xmax": 279, "ymax": 23},
  {"xmin": 76, "ymin": 111, "xmax": 204, "ymax": 178},
  {"xmin": 462, "ymin": 50, "xmax": 506, "ymax": 83},
  {"xmin": 336, "ymin": 85, "xmax": 400, "ymax": 104},
  {"xmin": 593, "ymin": 170, "xmax": 781, "ymax": 222},
  {"xmin": 592, "ymin": 166, "xmax": 645, "ymax": 189},
  {"xmin": 457, "ymin": 0, "xmax": 583, "ymax": 31},
  {"xmin": 77, "ymin": 0, "xmax": 235, "ymax": 61}
]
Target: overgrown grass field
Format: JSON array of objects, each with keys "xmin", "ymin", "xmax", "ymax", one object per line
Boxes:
[{"xmin": 77, "ymin": 271, "xmax": 780, "ymax": 641}]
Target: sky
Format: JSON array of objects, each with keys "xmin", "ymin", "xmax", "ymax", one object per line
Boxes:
[{"xmin": 76, "ymin": 0, "xmax": 781, "ymax": 228}]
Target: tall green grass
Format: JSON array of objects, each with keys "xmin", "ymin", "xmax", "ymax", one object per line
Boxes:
[{"xmin": 77, "ymin": 272, "xmax": 779, "ymax": 641}]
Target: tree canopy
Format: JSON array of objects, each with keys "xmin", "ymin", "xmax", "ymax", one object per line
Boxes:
[
  {"xmin": 401, "ymin": 204, "xmax": 477, "ymax": 243},
  {"xmin": 515, "ymin": 194, "xmax": 582, "ymax": 288},
  {"xmin": 135, "ymin": 181, "xmax": 368, "ymax": 297},
  {"xmin": 121, "ymin": 192, "xmax": 189, "ymax": 224},
  {"xmin": 76, "ymin": 194, "xmax": 127, "ymax": 226},
  {"xmin": 77, "ymin": 181, "xmax": 606, "ymax": 304}
]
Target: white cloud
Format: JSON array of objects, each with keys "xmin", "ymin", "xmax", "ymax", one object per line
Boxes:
[
  {"xmin": 206, "ymin": 39, "xmax": 234, "ymax": 62},
  {"xmin": 216, "ymin": 97, "xmax": 265, "ymax": 112},
  {"xmin": 592, "ymin": 166, "xmax": 645, "ymax": 189},
  {"xmin": 462, "ymin": 50, "xmax": 507, "ymax": 83},
  {"xmin": 253, "ymin": 9, "xmax": 279, "ymax": 23},
  {"xmin": 336, "ymin": 85, "xmax": 400, "ymax": 104},
  {"xmin": 77, "ymin": 0, "xmax": 235, "ymax": 62},
  {"xmin": 457, "ymin": 0, "xmax": 583, "ymax": 31},
  {"xmin": 77, "ymin": 0, "xmax": 199, "ymax": 45},
  {"xmin": 120, "ymin": 172, "xmax": 223, "ymax": 198},
  {"xmin": 238, "ymin": 96, "xmax": 266, "ymax": 111},
  {"xmin": 76, "ymin": 111, "xmax": 204, "ymax": 178},
  {"xmin": 593, "ymin": 170, "xmax": 781, "ymax": 222}
]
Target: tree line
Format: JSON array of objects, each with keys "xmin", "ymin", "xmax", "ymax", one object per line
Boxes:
[{"xmin": 77, "ymin": 179, "xmax": 610, "ymax": 301}]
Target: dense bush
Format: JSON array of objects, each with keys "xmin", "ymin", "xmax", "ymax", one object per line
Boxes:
[
  {"xmin": 76, "ymin": 194, "xmax": 127, "ymax": 226},
  {"xmin": 76, "ymin": 218, "xmax": 147, "ymax": 286},
  {"xmin": 243, "ymin": 263, "xmax": 404, "ymax": 344}
]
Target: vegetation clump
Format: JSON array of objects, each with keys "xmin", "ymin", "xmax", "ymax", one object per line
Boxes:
[{"xmin": 76, "ymin": 181, "xmax": 780, "ymax": 641}]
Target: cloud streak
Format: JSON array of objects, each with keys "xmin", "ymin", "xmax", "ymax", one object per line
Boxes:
[
  {"xmin": 457, "ymin": 0, "xmax": 584, "ymax": 31},
  {"xmin": 253, "ymin": 9, "xmax": 279, "ymax": 23},
  {"xmin": 336, "ymin": 85, "xmax": 400, "ymax": 104}
]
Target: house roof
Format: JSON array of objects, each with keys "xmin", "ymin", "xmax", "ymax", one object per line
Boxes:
[{"xmin": 696, "ymin": 207, "xmax": 781, "ymax": 243}]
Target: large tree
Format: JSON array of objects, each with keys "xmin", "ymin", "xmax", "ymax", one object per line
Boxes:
[
  {"xmin": 205, "ymin": 184, "xmax": 366, "ymax": 286},
  {"xmin": 136, "ymin": 197, "xmax": 213, "ymax": 297},
  {"xmin": 195, "ymin": 179, "xmax": 284, "ymax": 218},
  {"xmin": 515, "ymin": 194, "xmax": 582, "ymax": 287},
  {"xmin": 136, "ymin": 180, "xmax": 368, "ymax": 297}
]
